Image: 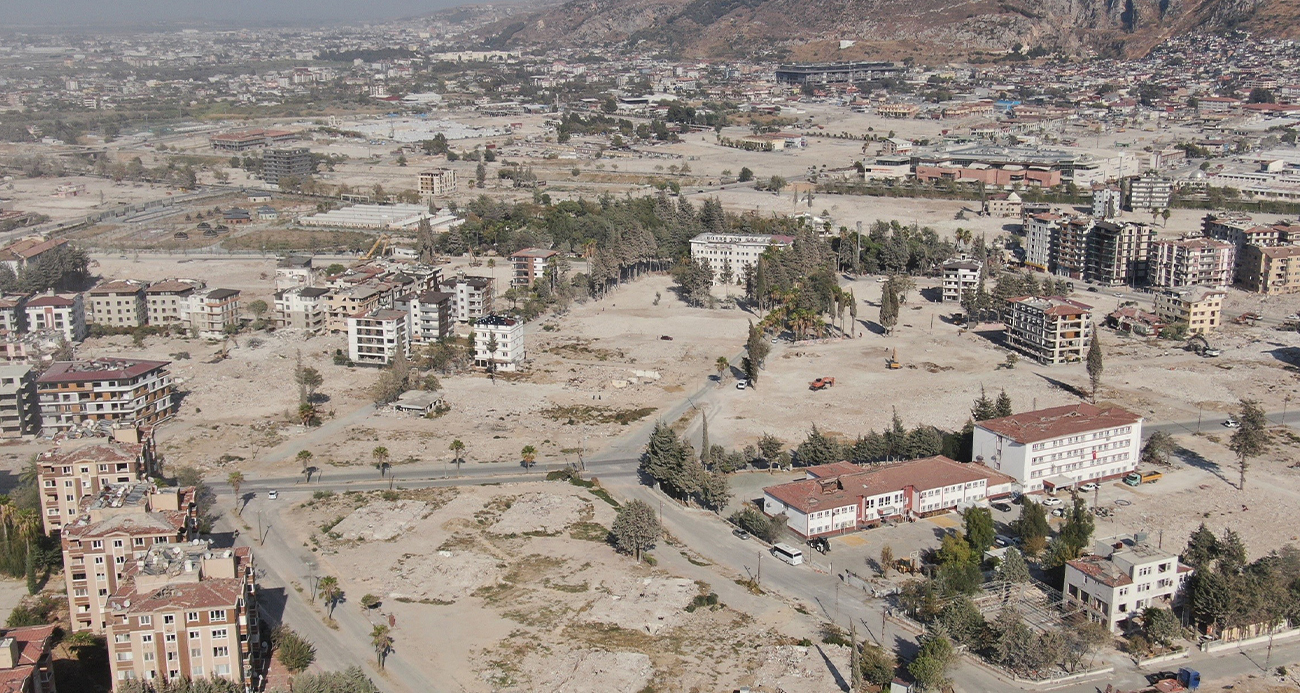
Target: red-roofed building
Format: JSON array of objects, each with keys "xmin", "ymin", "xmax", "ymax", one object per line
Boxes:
[
  {"xmin": 35, "ymin": 359, "xmax": 174, "ymax": 432},
  {"xmin": 509, "ymin": 248, "xmax": 560, "ymax": 287},
  {"xmin": 972, "ymin": 403, "xmax": 1143, "ymax": 491},
  {"xmin": 762, "ymin": 456, "xmax": 1016, "ymax": 538},
  {"xmin": 0, "ymin": 238, "xmax": 69, "ymax": 273},
  {"xmin": 1064, "ymin": 535, "xmax": 1191, "ymax": 632},
  {"xmin": 0, "ymin": 624, "xmax": 57, "ymax": 693},
  {"xmin": 24, "ymin": 293, "xmax": 86, "ymax": 343},
  {"xmin": 37, "ymin": 425, "xmax": 157, "ymax": 534}
]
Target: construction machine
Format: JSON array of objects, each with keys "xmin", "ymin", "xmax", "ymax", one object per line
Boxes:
[
  {"xmin": 886, "ymin": 348, "xmax": 902, "ymax": 369},
  {"xmin": 362, "ymin": 234, "xmax": 391, "ymax": 261},
  {"xmin": 809, "ymin": 377, "xmax": 835, "ymax": 391}
]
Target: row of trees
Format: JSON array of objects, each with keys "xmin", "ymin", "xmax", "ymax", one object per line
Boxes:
[
  {"xmin": 638, "ymin": 422, "xmax": 731, "ymax": 513},
  {"xmin": 1182, "ymin": 524, "xmax": 1300, "ymax": 636},
  {"xmin": 0, "ymin": 243, "xmax": 91, "ymax": 293}
]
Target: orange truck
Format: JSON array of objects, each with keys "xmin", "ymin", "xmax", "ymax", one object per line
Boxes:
[{"xmin": 809, "ymin": 377, "xmax": 836, "ymax": 391}]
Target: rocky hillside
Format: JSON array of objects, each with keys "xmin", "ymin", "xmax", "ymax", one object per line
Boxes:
[{"xmin": 469, "ymin": 0, "xmax": 1296, "ymax": 59}]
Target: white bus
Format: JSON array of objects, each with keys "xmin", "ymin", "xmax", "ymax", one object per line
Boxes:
[{"xmin": 771, "ymin": 542, "xmax": 804, "ymax": 566}]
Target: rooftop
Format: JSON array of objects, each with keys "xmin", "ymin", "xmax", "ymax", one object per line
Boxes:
[
  {"xmin": 764, "ymin": 456, "xmax": 1015, "ymax": 515},
  {"xmin": 36, "ymin": 358, "xmax": 169, "ymax": 384},
  {"xmin": 976, "ymin": 403, "xmax": 1142, "ymax": 444}
]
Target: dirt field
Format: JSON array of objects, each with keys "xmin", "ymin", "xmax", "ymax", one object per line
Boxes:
[{"xmin": 284, "ymin": 480, "xmax": 852, "ymax": 693}]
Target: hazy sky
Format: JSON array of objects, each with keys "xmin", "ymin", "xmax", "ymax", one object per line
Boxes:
[{"xmin": 1, "ymin": 0, "xmax": 482, "ymax": 28}]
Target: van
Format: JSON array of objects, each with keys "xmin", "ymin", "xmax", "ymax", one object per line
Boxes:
[{"xmin": 771, "ymin": 543, "xmax": 804, "ymax": 566}]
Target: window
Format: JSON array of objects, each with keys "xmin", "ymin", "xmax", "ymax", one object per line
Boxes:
[
  {"xmin": 139, "ymin": 615, "xmax": 152, "ymax": 626},
  {"xmin": 114, "ymin": 634, "xmax": 131, "ymax": 644},
  {"xmin": 165, "ymin": 633, "xmax": 177, "ymax": 643},
  {"xmin": 214, "ymin": 664, "xmax": 231, "ymax": 676},
  {"xmin": 92, "ymin": 540, "xmax": 103, "ymax": 549},
  {"xmin": 186, "ymin": 611, "xmax": 200, "ymax": 623},
  {"xmin": 116, "ymin": 652, "xmax": 134, "ymax": 662},
  {"xmin": 113, "ymin": 540, "xmax": 124, "ymax": 548},
  {"xmin": 163, "ymin": 615, "xmax": 174, "ymax": 625},
  {"xmin": 209, "ymin": 610, "xmax": 227, "ymax": 622},
  {"xmin": 190, "ymin": 648, "xmax": 202, "ymax": 659},
  {"xmin": 143, "ymin": 651, "xmax": 155, "ymax": 662},
  {"xmin": 212, "ymin": 646, "xmax": 229, "ymax": 658},
  {"xmin": 212, "ymin": 628, "xmax": 228, "ymax": 640}
]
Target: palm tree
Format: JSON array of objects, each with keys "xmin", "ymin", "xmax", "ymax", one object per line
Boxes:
[
  {"xmin": 372, "ymin": 446, "xmax": 390, "ymax": 477},
  {"xmin": 318, "ymin": 576, "xmax": 343, "ymax": 619},
  {"xmin": 371, "ymin": 624, "xmax": 394, "ymax": 669},
  {"xmin": 521, "ymin": 445, "xmax": 537, "ymax": 469},
  {"xmin": 714, "ymin": 356, "xmax": 729, "ymax": 384},
  {"xmin": 449, "ymin": 439, "xmax": 465, "ymax": 474},
  {"xmin": 227, "ymin": 472, "xmax": 245, "ymax": 516}
]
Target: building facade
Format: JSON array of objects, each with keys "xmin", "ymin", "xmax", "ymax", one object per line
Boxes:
[
  {"xmin": 688, "ymin": 233, "xmax": 793, "ymax": 285},
  {"xmin": 25, "ymin": 293, "xmax": 86, "ymax": 342},
  {"xmin": 37, "ymin": 426, "xmax": 158, "ymax": 534},
  {"xmin": 346, "ymin": 310, "xmax": 409, "ymax": 366},
  {"xmin": 87, "ymin": 280, "xmax": 148, "ymax": 329},
  {"xmin": 473, "ymin": 315, "xmax": 525, "ymax": 372},
  {"xmin": 1238, "ymin": 244, "xmax": 1300, "ymax": 294},
  {"xmin": 1064, "ymin": 536, "xmax": 1192, "ymax": 632},
  {"xmin": 439, "ymin": 274, "xmax": 494, "ymax": 323},
  {"xmin": 1150, "ymin": 238, "xmax": 1234, "ymax": 289},
  {"xmin": 971, "ymin": 403, "xmax": 1143, "ymax": 492},
  {"xmin": 0, "ymin": 624, "xmax": 57, "ymax": 693},
  {"xmin": 1126, "ymin": 176, "xmax": 1172, "ymax": 213},
  {"xmin": 260, "ymin": 148, "xmax": 312, "ymax": 186},
  {"xmin": 1153, "ymin": 287, "xmax": 1225, "ymax": 335},
  {"xmin": 941, "ymin": 260, "xmax": 981, "ymax": 303},
  {"xmin": 186, "ymin": 289, "xmax": 241, "ymax": 338},
  {"xmin": 509, "ymin": 248, "xmax": 559, "ymax": 287},
  {"xmin": 417, "ymin": 168, "xmax": 457, "ymax": 196},
  {"xmin": 402, "ymin": 291, "xmax": 453, "ymax": 343},
  {"xmin": 273, "ymin": 288, "xmax": 330, "ymax": 333},
  {"xmin": 1004, "ymin": 297, "xmax": 1093, "ymax": 365},
  {"xmin": 144, "ymin": 281, "xmax": 201, "ymax": 327},
  {"xmin": 35, "ymin": 359, "xmax": 174, "ymax": 433},
  {"xmin": 1086, "ymin": 221, "xmax": 1154, "ymax": 287},
  {"xmin": 0, "ymin": 365, "xmax": 37, "ymax": 439}
]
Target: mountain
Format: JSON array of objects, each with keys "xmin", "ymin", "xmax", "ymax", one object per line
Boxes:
[{"xmin": 469, "ymin": 0, "xmax": 1297, "ymax": 60}]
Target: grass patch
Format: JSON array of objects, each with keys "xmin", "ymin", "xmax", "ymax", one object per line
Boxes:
[
  {"xmin": 320, "ymin": 515, "xmax": 345, "ymax": 534},
  {"xmin": 680, "ymin": 550, "xmax": 711, "ymax": 567},
  {"xmin": 504, "ymin": 554, "xmax": 566, "ymax": 583},
  {"xmin": 543, "ymin": 579, "xmax": 590, "ymax": 593},
  {"xmin": 684, "ymin": 593, "xmax": 721, "ymax": 613},
  {"xmin": 222, "ymin": 228, "xmax": 373, "ymax": 252},
  {"xmin": 394, "ymin": 596, "xmax": 454, "ymax": 605},
  {"xmin": 540, "ymin": 404, "xmax": 657, "ymax": 426},
  {"xmin": 547, "ymin": 341, "xmax": 624, "ymax": 361},
  {"xmin": 569, "ymin": 522, "xmax": 609, "ymax": 542},
  {"xmin": 734, "ymin": 578, "xmax": 764, "ymax": 595},
  {"xmin": 588, "ymin": 488, "xmax": 620, "ymax": 508},
  {"xmin": 564, "ymin": 622, "xmax": 659, "ymax": 652}
]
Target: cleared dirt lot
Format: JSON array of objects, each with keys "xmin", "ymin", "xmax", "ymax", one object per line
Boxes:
[{"xmin": 283, "ymin": 480, "xmax": 852, "ymax": 693}]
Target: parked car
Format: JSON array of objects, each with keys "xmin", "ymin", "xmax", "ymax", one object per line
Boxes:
[
  {"xmin": 1087, "ymin": 286, "xmax": 1099, "ymax": 292},
  {"xmin": 1079, "ymin": 482, "xmax": 1098, "ymax": 492},
  {"xmin": 1041, "ymin": 496, "xmax": 1063, "ymax": 507},
  {"xmin": 735, "ymin": 380, "xmax": 748, "ymax": 390},
  {"xmin": 1222, "ymin": 417, "xmax": 1241, "ymax": 428},
  {"xmin": 994, "ymin": 534, "xmax": 1018, "ymax": 547},
  {"xmin": 267, "ymin": 490, "xmax": 279, "ymax": 500},
  {"xmin": 991, "ymin": 501, "xmax": 1013, "ymax": 512},
  {"xmin": 732, "ymin": 528, "xmax": 750, "ymax": 541}
]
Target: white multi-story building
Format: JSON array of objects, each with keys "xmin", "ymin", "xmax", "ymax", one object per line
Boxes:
[
  {"xmin": 941, "ymin": 259, "xmax": 981, "ymax": 303},
  {"xmin": 418, "ymin": 168, "xmax": 457, "ymax": 196},
  {"xmin": 144, "ymin": 280, "xmax": 201, "ymax": 327},
  {"xmin": 0, "ymin": 365, "xmax": 37, "ymax": 438},
  {"xmin": 1153, "ymin": 286, "xmax": 1225, "ymax": 335},
  {"xmin": 35, "ymin": 359, "xmax": 175, "ymax": 432},
  {"xmin": 971, "ymin": 403, "xmax": 1143, "ymax": 492},
  {"xmin": 1064, "ymin": 535, "xmax": 1192, "ymax": 632},
  {"xmin": 347, "ymin": 309, "xmax": 409, "ymax": 366},
  {"xmin": 689, "ymin": 233, "xmax": 793, "ymax": 285},
  {"xmin": 473, "ymin": 314, "xmax": 525, "ymax": 372},
  {"xmin": 274, "ymin": 256, "xmax": 314, "ymax": 291},
  {"xmin": 1004, "ymin": 296, "xmax": 1093, "ymax": 365},
  {"xmin": 25, "ymin": 293, "xmax": 86, "ymax": 342},
  {"xmin": 185, "ymin": 289, "xmax": 241, "ymax": 338},
  {"xmin": 87, "ymin": 279, "xmax": 148, "ymax": 328},
  {"xmin": 1149, "ymin": 238, "xmax": 1235, "ymax": 290},
  {"xmin": 1091, "ymin": 185, "xmax": 1122, "ymax": 219},
  {"xmin": 1023, "ymin": 213, "xmax": 1064, "ymax": 271},
  {"xmin": 762, "ymin": 456, "xmax": 1016, "ymax": 538},
  {"xmin": 274, "ymin": 287, "xmax": 330, "ymax": 333},
  {"xmin": 401, "ymin": 291, "xmax": 453, "ymax": 343},
  {"xmin": 1126, "ymin": 176, "xmax": 1172, "ymax": 213},
  {"xmin": 439, "ymin": 274, "xmax": 494, "ymax": 323}
]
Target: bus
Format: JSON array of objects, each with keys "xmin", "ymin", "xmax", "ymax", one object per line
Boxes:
[{"xmin": 771, "ymin": 543, "xmax": 804, "ymax": 566}]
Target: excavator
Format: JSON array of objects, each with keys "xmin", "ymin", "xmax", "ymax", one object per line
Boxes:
[
  {"xmin": 886, "ymin": 347, "xmax": 902, "ymax": 369},
  {"xmin": 362, "ymin": 234, "xmax": 391, "ymax": 261}
]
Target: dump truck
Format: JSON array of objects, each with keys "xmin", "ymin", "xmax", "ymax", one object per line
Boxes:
[
  {"xmin": 1123, "ymin": 470, "xmax": 1163, "ymax": 486},
  {"xmin": 809, "ymin": 377, "xmax": 835, "ymax": 391}
]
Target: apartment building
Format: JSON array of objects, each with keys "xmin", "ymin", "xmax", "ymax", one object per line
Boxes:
[
  {"xmin": 509, "ymin": 248, "xmax": 559, "ymax": 287},
  {"xmin": 401, "ymin": 290, "xmax": 453, "ymax": 343},
  {"xmin": 439, "ymin": 274, "xmax": 494, "ymax": 323},
  {"xmin": 274, "ymin": 287, "xmax": 330, "ymax": 333},
  {"xmin": 327, "ymin": 285, "xmax": 384, "ymax": 333},
  {"xmin": 971, "ymin": 402, "xmax": 1143, "ymax": 492},
  {"xmin": 761, "ymin": 456, "xmax": 1016, "ymax": 538},
  {"xmin": 1004, "ymin": 296, "xmax": 1093, "ymax": 365},
  {"xmin": 1238, "ymin": 244, "xmax": 1300, "ymax": 294},
  {"xmin": 346, "ymin": 309, "xmax": 409, "ymax": 366},
  {"xmin": 25, "ymin": 293, "xmax": 86, "ymax": 342},
  {"xmin": 982, "ymin": 192, "xmax": 1022, "ymax": 218},
  {"xmin": 274, "ymin": 256, "xmax": 314, "ymax": 291},
  {"xmin": 1086, "ymin": 220, "xmax": 1154, "ymax": 286},
  {"xmin": 35, "ymin": 359, "xmax": 174, "ymax": 432},
  {"xmin": 418, "ymin": 168, "xmax": 457, "ymax": 196},
  {"xmin": 37, "ymin": 426, "xmax": 158, "ymax": 534},
  {"xmin": 1154, "ymin": 287, "xmax": 1226, "ymax": 335},
  {"xmin": 1065, "ymin": 535, "xmax": 1192, "ymax": 632},
  {"xmin": 186, "ymin": 289, "xmax": 241, "ymax": 338},
  {"xmin": 1203, "ymin": 213, "xmax": 1290, "ymax": 281},
  {"xmin": 1023, "ymin": 212, "xmax": 1064, "ymax": 271},
  {"xmin": 0, "ymin": 624, "xmax": 57, "ymax": 693},
  {"xmin": 1053, "ymin": 217, "xmax": 1094, "ymax": 279},
  {"xmin": 87, "ymin": 280, "xmax": 148, "ymax": 329},
  {"xmin": 1091, "ymin": 185, "xmax": 1122, "ymax": 218},
  {"xmin": 0, "ymin": 238, "xmax": 69, "ymax": 274},
  {"xmin": 60, "ymin": 483, "xmax": 196, "ymax": 632},
  {"xmin": 104, "ymin": 543, "xmax": 259, "ymax": 689},
  {"xmin": 0, "ymin": 365, "xmax": 37, "ymax": 439},
  {"xmin": 689, "ymin": 233, "xmax": 794, "ymax": 285},
  {"xmin": 940, "ymin": 259, "xmax": 981, "ymax": 303},
  {"xmin": 143, "ymin": 280, "xmax": 200, "ymax": 327},
  {"xmin": 473, "ymin": 314, "xmax": 525, "ymax": 372},
  {"xmin": 261, "ymin": 147, "xmax": 312, "ymax": 186},
  {"xmin": 1149, "ymin": 238, "xmax": 1235, "ymax": 289},
  {"xmin": 1126, "ymin": 176, "xmax": 1172, "ymax": 213},
  {"xmin": 0, "ymin": 295, "xmax": 27, "ymax": 334}
]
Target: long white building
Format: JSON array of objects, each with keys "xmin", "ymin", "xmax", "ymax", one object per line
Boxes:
[
  {"xmin": 689, "ymin": 233, "xmax": 793, "ymax": 285},
  {"xmin": 971, "ymin": 403, "xmax": 1143, "ymax": 492}
]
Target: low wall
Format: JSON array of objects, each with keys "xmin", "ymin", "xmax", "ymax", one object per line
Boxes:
[{"xmin": 1202, "ymin": 626, "xmax": 1300, "ymax": 653}]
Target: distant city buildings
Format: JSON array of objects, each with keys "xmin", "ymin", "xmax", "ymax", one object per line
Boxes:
[{"xmin": 208, "ymin": 128, "xmax": 297, "ymax": 152}]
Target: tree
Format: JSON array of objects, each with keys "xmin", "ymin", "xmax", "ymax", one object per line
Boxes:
[
  {"xmin": 1182, "ymin": 523, "xmax": 1219, "ymax": 570},
  {"xmin": 757, "ymin": 433, "xmax": 783, "ymax": 469},
  {"xmin": 611, "ymin": 499, "xmax": 660, "ymax": 562},
  {"xmin": 297, "ymin": 449, "xmax": 313, "ymax": 472},
  {"xmin": 1013, "ymin": 499, "xmax": 1050, "ymax": 551},
  {"xmin": 318, "ymin": 575, "xmax": 343, "ymax": 619},
  {"xmin": 299, "ymin": 402, "xmax": 320, "ymax": 427},
  {"xmin": 275, "ymin": 627, "xmax": 317, "ymax": 674},
  {"xmin": 521, "ymin": 445, "xmax": 537, "ymax": 468},
  {"xmin": 796, "ymin": 426, "xmax": 842, "ymax": 467},
  {"xmin": 714, "ymin": 356, "xmax": 729, "ymax": 384},
  {"xmin": 1228, "ymin": 398, "xmax": 1269, "ymax": 490},
  {"xmin": 698, "ymin": 471, "xmax": 732, "ymax": 513},
  {"xmin": 879, "ymin": 277, "xmax": 899, "ymax": 334},
  {"xmin": 360, "ymin": 594, "xmax": 381, "ymax": 612},
  {"xmin": 247, "ymin": 299, "xmax": 269, "ymax": 320},
  {"xmin": 880, "ymin": 544, "xmax": 894, "ymax": 576},
  {"xmin": 23, "ymin": 540, "xmax": 36, "ymax": 595},
  {"xmin": 371, "ymin": 624, "xmax": 394, "ymax": 669},
  {"xmin": 295, "ymin": 365, "xmax": 324, "ymax": 402},
  {"xmin": 227, "ymin": 471, "xmax": 245, "ymax": 516},
  {"xmin": 449, "ymin": 439, "xmax": 466, "ymax": 472},
  {"xmin": 1143, "ymin": 606, "xmax": 1182, "ymax": 647},
  {"xmin": 994, "ymin": 389, "xmax": 1013, "ymax": 418},
  {"xmin": 1057, "ymin": 495, "xmax": 1095, "ymax": 558},
  {"xmin": 908, "ymin": 634, "xmax": 954, "ymax": 691},
  {"xmin": 1086, "ymin": 333, "xmax": 1104, "ymax": 402},
  {"xmin": 859, "ymin": 641, "xmax": 897, "ymax": 687},
  {"xmin": 963, "ymin": 506, "xmax": 995, "ymax": 552},
  {"xmin": 970, "ymin": 386, "xmax": 997, "ymax": 421},
  {"xmin": 998, "ymin": 547, "xmax": 1031, "ymax": 583},
  {"xmin": 372, "ymin": 447, "xmax": 390, "ymax": 477},
  {"xmin": 1142, "ymin": 430, "xmax": 1176, "ymax": 466},
  {"xmin": 738, "ymin": 167, "xmax": 754, "ymax": 182}
]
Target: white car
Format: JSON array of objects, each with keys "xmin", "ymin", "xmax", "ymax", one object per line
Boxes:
[
  {"xmin": 267, "ymin": 490, "xmax": 279, "ymax": 500},
  {"xmin": 735, "ymin": 381, "xmax": 748, "ymax": 390},
  {"xmin": 1079, "ymin": 482, "xmax": 1098, "ymax": 492},
  {"xmin": 1040, "ymin": 496, "xmax": 1063, "ymax": 507},
  {"xmin": 1222, "ymin": 418, "xmax": 1241, "ymax": 429}
]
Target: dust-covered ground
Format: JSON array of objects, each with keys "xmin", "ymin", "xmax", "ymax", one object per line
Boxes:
[{"xmin": 283, "ymin": 480, "xmax": 853, "ymax": 693}]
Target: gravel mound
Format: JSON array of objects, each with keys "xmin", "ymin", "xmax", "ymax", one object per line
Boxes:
[{"xmin": 332, "ymin": 500, "xmax": 428, "ymax": 541}]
